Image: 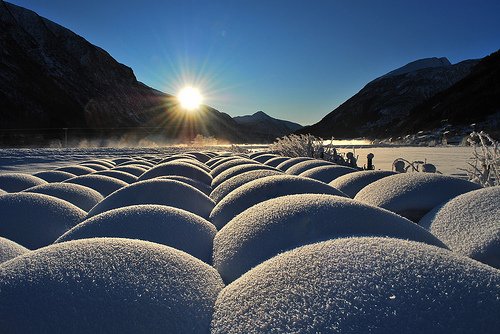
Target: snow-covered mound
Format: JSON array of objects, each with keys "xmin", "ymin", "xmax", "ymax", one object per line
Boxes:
[
  {"xmin": 64, "ymin": 175, "xmax": 128, "ymax": 196},
  {"xmin": 210, "ymin": 159, "xmax": 257, "ymax": 178},
  {"xmin": 116, "ymin": 160, "xmax": 155, "ymax": 168},
  {"xmin": 276, "ymin": 157, "xmax": 314, "ymax": 171},
  {"xmin": 285, "ymin": 159, "xmax": 335, "ymax": 175},
  {"xmin": 138, "ymin": 162, "xmax": 212, "ymax": 184},
  {"xmin": 55, "ymin": 165, "xmax": 96, "ymax": 176},
  {"xmin": 23, "ymin": 183, "xmax": 104, "ymax": 212},
  {"xmin": 0, "ymin": 189, "xmax": 5, "ymax": 195},
  {"xmin": 184, "ymin": 151, "xmax": 211, "ymax": 163},
  {"xmin": 87, "ymin": 179, "xmax": 215, "ymax": 219},
  {"xmin": 299, "ymin": 165, "xmax": 358, "ymax": 183},
  {"xmin": 79, "ymin": 159, "xmax": 115, "ymax": 169},
  {"xmin": 205, "ymin": 156, "xmax": 226, "ymax": 167},
  {"xmin": 211, "ymin": 164, "xmax": 279, "ymax": 188},
  {"xmin": 111, "ymin": 157, "xmax": 135, "ymax": 165},
  {"xmin": 209, "ymin": 175, "xmax": 347, "ymax": 230},
  {"xmin": 0, "ymin": 237, "xmax": 29, "ymax": 264},
  {"xmin": 93, "ymin": 170, "xmax": 138, "ymax": 183},
  {"xmin": 210, "ymin": 170, "xmax": 283, "ymax": 203},
  {"xmin": 249, "ymin": 151, "xmax": 270, "ymax": 159},
  {"xmin": 174, "ymin": 158, "xmax": 212, "ymax": 173},
  {"xmin": 79, "ymin": 163, "xmax": 108, "ymax": 171},
  {"xmin": 0, "ymin": 238, "xmax": 224, "ymax": 333},
  {"xmin": 0, "ymin": 193, "xmax": 86, "ymax": 249},
  {"xmin": 211, "ymin": 237, "xmax": 500, "ymax": 333},
  {"xmin": 209, "ymin": 157, "xmax": 241, "ymax": 170},
  {"xmin": 214, "ymin": 194, "xmax": 447, "ymax": 283},
  {"xmin": 252, "ymin": 154, "xmax": 280, "ymax": 163},
  {"xmin": 0, "ymin": 173, "xmax": 47, "ymax": 192},
  {"xmin": 355, "ymin": 173, "xmax": 482, "ymax": 222},
  {"xmin": 157, "ymin": 176, "xmax": 212, "ymax": 195},
  {"xmin": 33, "ymin": 170, "xmax": 76, "ymax": 182},
  {"xmin": 419, "ymin": 187, "xmax": 500, "ymax": 268},
  {"xmin": 330, "ymin": 170, "xmax": 397, "ymax": 198},
  {"xmin": 264, "ymin": 156, "xmax": 290, "ymax": 167},
  {"xmin": 112, "ymin": 165, "xmax": 147, "ymax": 177},
  {"xmin": 56, "ymin": 205, "xmax": 216, "ymax": 263}
]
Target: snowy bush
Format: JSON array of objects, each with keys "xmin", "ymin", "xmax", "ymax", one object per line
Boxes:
[
  {"xmin": 0, "ymin": 173, "xmax": 47, "ymax": 192},
  {"xmin": 0, "ymin": 237, "xmax": 29, "ymax": 264},
  {"xmin": 211, "ymin": 237, "xmax": 500, "ymax": 333},
  {"xmin": 459, "ymin": 131, "xmax": 499, "ymax": 187},
  {"xmin": 65, "ymin": 175, "xmax": 128, "ymax": 196},
  {"xmin": 330, "ymin": 170, "xmax": 397, "ymax": 198},
  {"xmin": 214, "ymin": 194, "xmax": 446, "ymax": 283},
  {"xmin": 269, "ymin": 134, "xmax": 325, "ymax": 158},
  {"xmin": 0, "ymin": 238, "xmax": 224, "ymax": 333}
]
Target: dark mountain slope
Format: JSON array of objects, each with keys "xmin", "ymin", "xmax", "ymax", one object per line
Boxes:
[{"xmin": 233, "ymin": 111, "xmax": 302, "ymax": 142}]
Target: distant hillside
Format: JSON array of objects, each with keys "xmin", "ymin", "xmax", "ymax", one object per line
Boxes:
[
  {"xmin": 297, "ymin": 57, "xmax": 479, "ymax": 139},
  {"xmin": 233, "ymin": 111, "xmax": 303, "ymax": 143}
]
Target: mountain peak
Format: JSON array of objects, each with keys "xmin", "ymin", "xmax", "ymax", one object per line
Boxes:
[
  {"xmin": 382, "ymin": 57, "xmax": 451, "ymax": 78},
  {"xmin": 252, "ymin": 111, "xmax": 270, "ymax": 118}
]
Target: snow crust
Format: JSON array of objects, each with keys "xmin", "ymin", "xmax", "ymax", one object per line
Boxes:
[
  {"xmin": 23, "ymin": 183, "xmax": 104, "ymax": 212},
  {"xmin": 93, "ymin": 170, "xmax": 137, "ymax": 183},
  {"xmin": 299, "ymin": 165, "xmax": 358, "ymax": 183},
  {"xmin": 419, "ymin": 186, "xmax": 500, "ymax": 268},
  {"xmin": 55, "ymin": 165, "xmax": 96, "ymax": 176},
  {"xmin": 355, "ymin": 173, "xmax": 482, "ymax": 222},
  {"xmin": 211, "ymin": 237, "xmax": 500, "ymax": 333},
  {"xmin": 0, "ymin": 238, "xmax": 224, "ymax": 333},
  {"xmin": 87, "ymin": 179, "xmax": 215, "ymax": 219},
  {"xmin": 0, "ymin": 193, "xmax": 86, "ymax": 249},
  {"xmin": 139, "ymin": 162, "xmax": 212, "ymax": 184},
  {"xmin": 56, "ymin": 205, "xmax": 216, "ymax": 263},
  {"xmin": 276, "ymin": 157, "xmax": 314, "ymax": 171},
  {"xmin": 285, "ymin": 159, "xmax": 335, "ymax": 175},
  {"xmin": 211, "ymin": 164, "xmax": 279, "ymax": 188},
  {"xmin": 330, "ymin": 170, "xmax": 397, "ymax": 198},
  {"xmin": 214, "ymin": 194, "xmax": 447, "ymax": 282},
  {"xmin": 0, "ymin": 173, "xmax": 47, "ymax": 192},
  {"xmin": 209, "ymin": 175, "xmax": 347, "ymax": 230},
  {"xmin": 64, "ymin": 174, "xmax": 128, "ymax": 196},
  {"xmin": 33, "ymin": 170, "xmax": 76, "ymax": 182},
  {"xmin": 0, "ymin": 237, "xmax": 29, "ymax": 264}
]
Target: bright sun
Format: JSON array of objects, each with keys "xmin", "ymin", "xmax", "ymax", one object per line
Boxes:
[{"xmin": 178, "ymin": 87, "xmax": 203, "ymax": 111}]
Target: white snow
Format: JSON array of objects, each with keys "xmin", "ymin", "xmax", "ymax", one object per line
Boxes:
[
  {"xmin": 354, "ymin": 173, "xmax": 482, "ymax": 222},
  {"xmin": 214, "ymin": 194, "xmax": 447, "ymax": 283},
  {"xmin": 33, "ymin": 170, "xmax": 76, "ymax": 182},
  {"xmin": 276, "ymin": 157, "xmax": 314, "ymax": 171},
  {"xmin": 0, "ymin": 173, "xmax": 47, "ymax": 192},
  {"xmin": 138, "ymin": 161, "xmax": 212, "ymax": 184},
  {"xmin": 0, "ymin": 193, "xmax": 86, "ymax": 249},
  {"xmin": 64, "ymin": 174, "xmax": 128, "ymax": 196},
  {"xmin": 210, "ymin": 159, "xmax": 257, "ymax": 178},
  {"xmin": 79, "ymin": 163, "xmax": 108, "ymax": 171},
  {"xmin": 55, "ymin": 165, "xmax": 96, "ymax": 176},
  {"xmin": 112, "ymin": 165, "xmax": 148, "ymax": 177},
  {"xmin": 285, "ymin": 159, "xmax": 335, "ymax": 175},
  {"xmin": 93, "ymin": 170, "xmax": 137, "ymax": 183},
  {"xmin": 209, "ymin": 175, "xmax": 347, "ymax": 230},
  {"xmin": 263, "ymin": 156, "xmax": 290, "ymax": 167},
  {"xmin": 252, "ymin": 154, "xmax": 280, "ymax": 163},
  {"xmin": 329, "ymin": 170, "xmax": 397, "ymax": 198},
  {"xmin": 56, "ymin": 205, "xmax": 216, "ymax": 263},
  {"xmin": 211, "ymin": 164, "xmax": 280, "ymax": 188},
  {"xmin": 0, "ymin": 237, "xmax": 29, "ymax": 263},
  {"xmin": 0, "ymin": 238, "xmax": 224, "ymax": 333},
  {"xmin": 157, "ymin": 175, "xmax": 212, "ymax": 195},
  {"xmin": 211, "ymin": 237, "xmax": 500, "ymax": 333},
  {"xmin": 298, "ymin": 165, "xmax": 358, "ymax": 183},
  {"xmin": 419, "ymin": 186, "xmax": 500, "ymax": 268}
]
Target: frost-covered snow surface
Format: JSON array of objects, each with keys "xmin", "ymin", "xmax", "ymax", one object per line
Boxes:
[
  {"xmin": 0, "ymin": 237, "xmax": 28, "ymax": 263},
  {"xmin": 330, "ymin": 170, "xmax": 397, "ymax": 198},
  {"xmin": 139, "ymin": 161, "xmax": 212, "ymax": 184},
  {"xmin": 33, "ymin": 170, "xmax": 76, "ymax": 182},
  {"xmin": 214, "ymin": 194, "xmax": 447, "ymax": 283},
  {"xmin": 0, "ymin": 238, "xmax": 224, "ymax": 333},
  {"xmin": 0, "ymin": 173, "xmax": 47, "ymax": 192},
  {"xmin": 211, "ymin": 237, "xmax": 500, "ymax": 333},
  {"xmin": 56, "ymin": 205, "xmax": 216, "ymax": 263},
  {"xmin": 419, "ymin": 187, "xmax": 500, "ymax": 268},
  {"xmin": 355, "ymin": 173, "xmax": 482, "ymax": 222},
  {"xmin": 211, "ymin": 163, "xmax": 279, "ymax": 188},
  {"xmin": 299, "ymin": 164, "xmax": 358, "ymax": 183},
  {"xmin": 285, "ymin": 159, "xmax": 335, "ymax": 175},
  {"xmin": 64, "ymin": 174, "xmax": 128, "ymax": 196}
]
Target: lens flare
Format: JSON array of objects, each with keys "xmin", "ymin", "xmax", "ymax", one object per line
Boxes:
[{"xmin": 178, "ymin": 87, "xmax": 203, "ymax": 111}]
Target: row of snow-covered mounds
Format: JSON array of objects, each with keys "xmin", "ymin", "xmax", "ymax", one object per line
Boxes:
[{"xmin": 0, "ymin": 150, "xmax": 499, "ymax": 332}]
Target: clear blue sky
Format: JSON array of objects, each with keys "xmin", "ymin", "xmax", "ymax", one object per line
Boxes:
[{"xmin": 8, "ymin": 0, "xmax": 500, "ymax": 125}]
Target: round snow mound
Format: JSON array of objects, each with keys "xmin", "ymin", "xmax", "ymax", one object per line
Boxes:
[
  {"xmin": 210, "ymin": 159, "xmax": 257, "ymax": 178},
  {"xmin": 210, "ymin": 169, "xmax": 283, "ymax": 203},
  {"xmin": 138, "ymin": 162, "xmax": 212, "ymax": 184},
  {"xmin": 209, "ymin": 175, "xmax": 347, "ymax": 230},
  {"xmin": 252, "ymin": 154, "xmax": 280, "ymax": 163},
  {"xmin": 354, "ymin": 173, "xmax": 482, "ymax": 222},
  {"xmin": 87, "ymin": 179, "xmax": 215, "ymax": 219},
  {"xmin": 285, "ymin": 159, "xmax": 335, "ymax": 175},
  {"xmin": 79, "ymin": 163, "xmax": 108, "ymax": 171},
  {"xmin": 0, "ymin": 173, "xmax": 47, "ymax": 192},
  {"xmin": 93, "ymin": 170, "xmax": 138, "ymax": 183},
  {"xmin": 214, "ymin": 194, "xmax": 447, "ymax": 283},
  {"xmin": 209, "ymin": 157, "xmax": 241, "ymax": 170},
  {"xmin": 0, "ymin": 193, "xmax": 86, "ymax": 249},
  {"xmin": 211, "ymin": 237, "xmax": 500, "ymax": 333},
  {"xmin": 33, "ymin": 170, "xmax": 76, "ymax": 183},
  {"xmin": 299, "ymin": 165, "xmax": 358, "ymax": 183},
  {"xmin": 264, "ymin": 156, "xmax": 290, "ymax": 167},
  {"xmin": 211, "ymin": 164, "xmax": 279, "ymax": 189},
  {"xmin": 55, "ymin": 165, "xmax": 96, "ymax": 176},
  {"xmin": 330, "ymin": 170, "xmax": 397, "ymax": 198},
  {"xmin": 0, "ymin": 238, "xmax": 224, "ymax": 333},
  {"xmin": 56, "ymin": 205, "xmax": 216, "ymax": 263},
  {"xmin": 79, "ymin": 159, "xmax": 115, "ymax": 168},
  {"xmin": 419, "ymin": 186, "xmax": 500, "ymax": 268},
  {"xmin": 65, "ymin": 175, "xmax": 128, "ymax": 197},
  {"xmin": 157, "ymin": 176, "xmax": 212, "ymax": 195},
  {"xmin": 0, "ymin": 237, "xmax": 29, "ymax": 264},
  {"xmin": 23, "ymin": 183, "xmax": 104, "ymax": 212},
  {"xmin": 112, "ymin": 165, "xmax": 147, "ymax": 177},
  {"xmin": 276, "ymin": 157, "xmax": 314, "ymax": 171}
]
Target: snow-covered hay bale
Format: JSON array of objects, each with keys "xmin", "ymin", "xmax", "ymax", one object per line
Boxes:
[
  {"xmin": 210, "ymin": 170, "xmax": 283, "ymax": 203},
  {"xmin": 252, "ymin": 154, "xmax": 279, "ymax": 163},
  {"xmin": 158, "ymin": 176, "xmax": 212, "ymax": 195},
  {"xmin": 0, "ymin": 237, "xmax": 29, "ymax": 264},
  {"xmin": 355, "ymin": 173, "xmax": 482, "ymax": 222},
  {"xmin": 299, "ymin": 165, "xmax": 358, "ymax": 183},
  {"xmin": 330, "ymin": 170, "xmax": 397, "ymax": 198},
  {"xmin": 0, "ymin": 173, "xmax": 47, "ymax": 192},
  {"xmin": 210, "ymin": 175, "xmax": 347, "ymax": 229},
  {"xmin": 263, "ymin": 156, "xmax": 290, "ymax": 167},
  {"xmin": 79, "ymin": 163, "xmax": 108, "ymax": 171},
  {"xmin": 285, "ymin": 159, "xmax": 335, "ymax": 175},
  {"xmin": 0, "ymin": 193, "xmax": 86, "ymax": 249},
  {"xmin": 64, "ymin": 175, "xmax": 128, "ymax": 197},
  {"xmin": 211, "ymin": 237, "xmax": 500, "ymax": 333},
  {"xmin": 55, "ymin": 165, "xmax": 96, "ymax": 176},
  {"xmin": 420, "ymin": 187, "xmax": 500, "ymax": 268},
  {"xmin": 23, "ymin": 183, "xmax": 104, "ymax": 212},
  {"xmin": 214, "ymin": 194, "xmax": 446, "ymax": 283},
  {"xmin": 56, "ymin": 205, "xmax": 216, "ymax": 263},
  {"xmin": 33, "ymin": 170, "xmax": 76, "ymax": 183},
  {"xmin": 112, "ymin": 165, "xmax": 147, "ymax": 177},
  {"xmin": 211, "ymin": 164, "xmax": 279, "ymax": 189},
  {"xmin": 87, "ymin": 179, "xmax": 215, "ymax": 219},
  {"xmin": 210, "ymin": 159, "xmax": 257, "ymax": 178},
  {"xmin": 93, "ymin": 170, "xmax": 138, "ymax": 183},
  {"xmin": 0, "ymin": 238, "xmax": 224, "ymax": 333},
  {"xmin": 138, "ymin": 161, "xmax": 212, "ymax": 184},
  {"xmin": 276, "ymin": 157, "xmax": 314, "ymax": 171}
]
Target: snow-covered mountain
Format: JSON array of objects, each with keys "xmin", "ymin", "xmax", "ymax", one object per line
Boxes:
[{"xmin": 233, "ymin": 111, "xmax": 303, "ymax": 143}]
